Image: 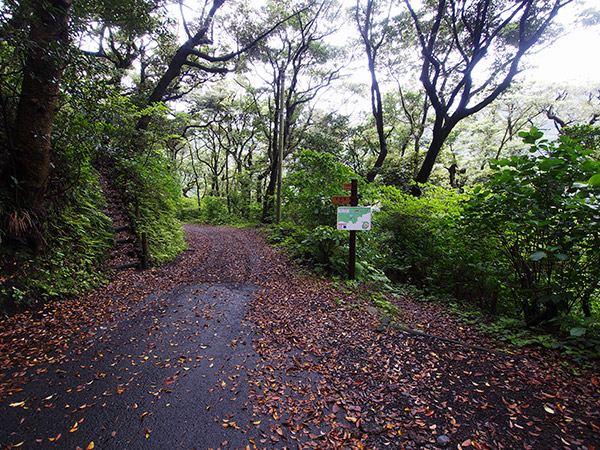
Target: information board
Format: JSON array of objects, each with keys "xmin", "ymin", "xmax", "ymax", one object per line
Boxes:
[{"xmin": 337, "ymin": 207, "xmax": 372, "ymax": 231}]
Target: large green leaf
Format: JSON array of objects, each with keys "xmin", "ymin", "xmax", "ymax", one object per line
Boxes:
[
  {"xmin": 538, "ymin": 158, "xmax": 564, "ymax": 170},
  {"xmin": 589, "ymin": 174, "xmax": 600, "ymax": 187},
  {"xmin": 530, "ymin": 251, "xmax": 546, "ymax": 261},
  {"xmin": 570, "ymin": 327, "xmax": 586, "ymax": 337}
]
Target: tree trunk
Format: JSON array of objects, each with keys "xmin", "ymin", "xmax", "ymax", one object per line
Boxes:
[
  {"xmin": 581, "ymin": 280, "xmax": 598, "ymax": 318},
  {"xmin": 366, "ymin": 77, "xmax": 388, "ymax": 182},
  {"xmin": 136, "ymin": 0, "xmax": 226, "ymax": 131},
  {"xmin": 357, "ymin": 0, "xmax": 389, "ymax": 183},
  {"xmin": 411, "ymin": 122, "xmax": 453, "ymax": 195},
  {"xmin": 446, "ymin": 163, "xmax": 458, "ymax": 188},
  {"xmin": 225, "ymin": 154, "xmax": 231, "ymax": 214},
  {"xmin": 262, "ymin": 88, "xmax": 284, "ymax": 223},
  {"xmin": 261, "ymin": 157, "xmax": 278, "ymax": 223},
  {"xmin": 12, "ymin": 0, "xmax": 72, "ymax": 251},
  {"xmin": 405, "ymin": 0, "xmax": 566, "ymax": 194}
]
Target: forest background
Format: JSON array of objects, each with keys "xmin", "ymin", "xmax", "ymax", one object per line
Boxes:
[{"xmin": 1, "ymin": 0, "xmax": 599, "ymax": 365}]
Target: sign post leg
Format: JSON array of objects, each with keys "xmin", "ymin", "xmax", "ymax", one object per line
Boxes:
[{"xmin": 349, "ymin": 230, "xmax": 356, "ymax": 280}]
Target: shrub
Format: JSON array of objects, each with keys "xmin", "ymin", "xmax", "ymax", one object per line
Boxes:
[
  {"xmin": 375, "ymin": 185, "xmax": 490, "ymax": 296},
  {"xmin": 199, "ymin": 196, "xmax": 231, "ymax": 225},
  {"xmin": 117, "ymin": 150, "xmax": 186, "ymax": 265},
  {"xmin": 464, "ymin": 127, "xmax": 600, "ymax": 327},
  {"xmin": 178, "ymin": 197, "xmax": 202, "ymax": 222},
  {"xmin": 298, "ymin": 225, "xmax": 348, "ymax": 275},
  {"xmin": 0, "ymin": 163, "xmax": 113, "ymax": 308},
  {"xmin": 283, "ymin": 149, "xmax": 364, "ymax": 229}
]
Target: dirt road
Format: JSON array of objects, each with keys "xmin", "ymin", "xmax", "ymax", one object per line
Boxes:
[
  {"xmin": 0, "ymin": 226, "xmax": 294, "ymax": 449},
  {"xmin": 1, "ymin": 225, "xmax": 598, "ymax": 450}
]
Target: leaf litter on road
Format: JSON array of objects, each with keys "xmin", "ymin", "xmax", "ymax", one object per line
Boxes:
[{"xmin": 0, "ymin": 225, "xmax": 598, "ymax": 449}]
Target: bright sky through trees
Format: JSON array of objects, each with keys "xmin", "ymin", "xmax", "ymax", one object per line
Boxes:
[
  {"xmin": 522, "ymin": 0, "xmax": 600, "ymax": 83},
  {"xmin": 525, "ymin": 26, "xmax": 600, "ymax": 83},
  {"xmin": 313, "ymin": 0, "xmax": 600, "ymax": 122}
]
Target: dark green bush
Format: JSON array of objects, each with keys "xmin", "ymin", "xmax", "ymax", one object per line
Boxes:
[
  {"xmin": 283, "ymin": 149, "xmax": 364, "ymax": 229},
  {"xmin": 273, "ymin": 150, "xmax": 389, "ymax": 280},
  {"xmin": 375, "ymin": 184, "xmax": 501, "ymax": 304},
  {"xmin": 117, "ymin": 151, "xmax": 186, "ymax": 265},
  {"xmin": 0, "ymin": 163, "xmax": 113, "ymax": 309},
  {"xmin": 178, "ymin": 198, "xmax": 202, "ymax": 222},
  {"xmin": 199, "ymin": 196, "xmax": 231, "ymax": 225},
  {"xmin": 464, "ymin": 127, "xmax": 600, "ymax": 327}
]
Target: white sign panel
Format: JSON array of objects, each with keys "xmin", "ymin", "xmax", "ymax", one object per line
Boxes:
[{"xmin": 337, "ymin": 207, "xmax": 372, "ymax": 231}]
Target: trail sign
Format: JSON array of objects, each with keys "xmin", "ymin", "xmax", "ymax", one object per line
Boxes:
[
  {"xmin": 332, "ymin": 195, "xmax": 351, "ymax": 205},
  {"xmin": 337, "ymin": 207, "xmax": 372, "ymax": 230},
  {"xmin": 335, "ymin": 179, "xmax": 365, "ymax": 280}
]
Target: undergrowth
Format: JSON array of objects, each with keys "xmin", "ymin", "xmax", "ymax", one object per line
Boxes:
[
  {"xmin": 117, "ymin": 152, "xmax": 186, "ymax": 265},
  {"xmin": 0, "ymin": 165, "xmax": 113, "ymax": 310},
  {"xmin": 449, "ymin": 302, "xmax": 600, "ymax": 369}
]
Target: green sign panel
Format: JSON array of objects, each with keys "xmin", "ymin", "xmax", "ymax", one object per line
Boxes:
[{"xmin": 337, "ymin": 207, "xmax": 372, "ymax": 231}]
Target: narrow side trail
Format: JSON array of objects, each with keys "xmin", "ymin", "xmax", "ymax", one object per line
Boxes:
[{"xmin": 0, "ymin": 226, "xmax": 598, "ymax": 450}]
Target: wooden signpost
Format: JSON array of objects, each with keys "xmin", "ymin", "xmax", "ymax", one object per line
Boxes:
[
  {"xmin": 348, "ymin": 179, "xmax": 358, "ymax": 280},
  {"xmin": 333, "ymin": 179, "xmax": 359, "ymax": 280},
  {"xmin": 334, "ymin": 179, "xmax": 373, "ymax": 280}
]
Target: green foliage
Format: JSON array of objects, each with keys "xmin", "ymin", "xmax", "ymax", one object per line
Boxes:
[
  {"xmin": 464, "ymin": 127, "xmax": 600, "ymax": 326},
  {"xmin": 376, "ymin": 155, "xmax": 421, "ymax": 192},
  {"xmin": 0, "ymin": 164, "xmax": 113, "ymax": 309},
  {"xmin": 65, "ymin": 90, "xmax": 188, "ymax": 266},
  {"xmin": 267, "ymin": 220, "xmax": 390, "ymax": 285},
  {"xmin": 445, "ymin": 302, "xmax": 600, "ymax": 367},
  {"xmin": 117, "ymin": 150, "xmax": 186, "ymax": 265},
  {"xmin": 73, "ymin": 0, "xmax": 165, "ymax": 34},
  {"xmin": 297, "ymin": 225, "xmax": 348, "ymax": 275},
  {"xmin": 138, "ymin": 211, "xmax": 184, "ymax": 263},
  {"xmin": 560, "ymin": 124, "xmax": 600, "ymax": 151},
  {"xmin": 268, "ymin": 223, "xmax": 347, "ymax": 275},
  {"xmin": 178, "ymin": 194, "xmax": 260, "ymax": 227},
  {"xmin": 266, "ymin": 221, "xmax": 303, "ymax": 247},
  {"xmin": 374, "ymin": 184, "xmax": 500, "ymax": 303},
  {"xmin": 272, "ymin": 150, "xmax": 391, "ymax": 283},
  {"xmin": 476, "ymin": 315, "xmax": 600, "ymax": 368},
  {"xmin": 283, "ymin": 149, "xmax": 363, "ymax": 229},
  {"xmin": 371, "ymin": 292, "xmax": 402, "ymax": 317},
  {"xmin": 297, "ymin": 112, "xmax": 350, "ymax": 157},
  {"xmin": 0, "ymin": 17, "xmax": 187, "ymax": 308},
  {"xmin": 177, "ymin": 197, "xmax": 202, "ymax": 222},
  {"xmin": 199, "ymin": 196, "xmax": 231, "ymax": 225},
  {"xmin": 32, "ymin": 200, "xmax": 113, "ymax": 299}
]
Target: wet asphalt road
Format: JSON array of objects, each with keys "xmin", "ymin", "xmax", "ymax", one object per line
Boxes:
[{"xmin": 0, "ymin": 283, "xmax": 266, "ymax": 449}]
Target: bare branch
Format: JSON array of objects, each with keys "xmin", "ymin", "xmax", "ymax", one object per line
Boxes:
[{"xmin": 180, "ymin": 1, "xmax": 193, "ymax": 40}]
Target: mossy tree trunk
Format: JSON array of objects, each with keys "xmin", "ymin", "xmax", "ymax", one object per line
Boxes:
[{"xmin": 11, "ymin": 0, "xmax": 72, "ymax": 251}]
